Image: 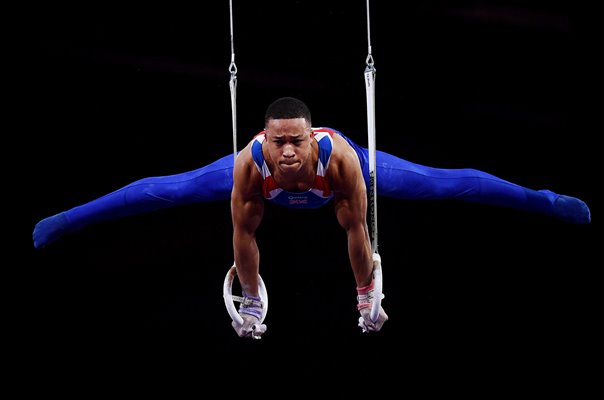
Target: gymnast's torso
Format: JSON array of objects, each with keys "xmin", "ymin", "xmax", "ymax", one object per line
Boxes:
[{"xmin": 251, "ymin": 127, "xmax": 336, "ymax": 209}]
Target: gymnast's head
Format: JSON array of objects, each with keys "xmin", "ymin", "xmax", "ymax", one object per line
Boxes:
[
  {"xmin": 264, "ymin": 97, "xmax": 312, "ymax": 128},
  {"xmin": 263, "ymin": 97, "xmax": 314, "ymax": 173}
]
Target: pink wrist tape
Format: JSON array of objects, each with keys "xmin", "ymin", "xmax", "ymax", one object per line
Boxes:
[{"xmin": 356, "ymin": 279, "xmax": 375, "ymax": 310}]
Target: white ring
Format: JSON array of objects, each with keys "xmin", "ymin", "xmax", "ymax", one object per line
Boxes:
[{"xmin": 223, "ymin": 265, "xmax": 268, "ymax": 327}]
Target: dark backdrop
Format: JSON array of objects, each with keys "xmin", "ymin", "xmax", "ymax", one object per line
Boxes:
[{"xmin": 24, "ymin": 1, "xmax": 598, "ymax": 387}]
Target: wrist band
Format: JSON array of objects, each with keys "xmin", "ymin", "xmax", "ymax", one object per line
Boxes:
[{"xmin": 357, "ymin": 279, "xmax": 375, "ymax": 310}]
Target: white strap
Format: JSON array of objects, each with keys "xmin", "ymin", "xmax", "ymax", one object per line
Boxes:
[{"xmin": 370, "ymin": 252, "xmax": 383, "ymax": 323}]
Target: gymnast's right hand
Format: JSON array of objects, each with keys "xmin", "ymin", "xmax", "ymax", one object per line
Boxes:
[
  {"xmin": 33, "ymin": 213, "xmax": 69, "ymax": 249},
  {"xmin": 231, "ymin": 292, "xmax": 267, "ymax": 339},
  {"xmin": 232, "ymin": 313, "xmax": 267, "ymax": 339}
]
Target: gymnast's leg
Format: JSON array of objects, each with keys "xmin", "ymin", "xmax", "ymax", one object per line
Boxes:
[
  {"xmin": 374, "ymin": 150, "xmax": 590, "ymax": 224},
  {"xmin": 33, "ymin": 153, "xmax": 235, "ymax": 248},
  {"xmin": 340, "ymin": 132, "xmax": 590, "ymax": 225}
]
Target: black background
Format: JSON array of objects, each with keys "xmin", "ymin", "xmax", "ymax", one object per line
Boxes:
[{"xmin": 23, "ymin": 0, "xmax": 598, "ymax": 387}]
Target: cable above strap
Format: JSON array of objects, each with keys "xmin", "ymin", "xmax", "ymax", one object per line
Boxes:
[
  {"xmin": 364, "ymin": 0, "xmax": 378, "ymax": 255},
  {"xmin": 229, "ymin": 0, "xmax": 238, "ymax": 162}
]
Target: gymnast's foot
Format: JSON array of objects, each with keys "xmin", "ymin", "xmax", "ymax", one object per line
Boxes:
[
  {"xmin": 33, "ymin": 212, "xmax": 69, "ymax": 248},
  {"xmin": 552, "ymin": 195, "xmax": 591, "ymax": 224}
]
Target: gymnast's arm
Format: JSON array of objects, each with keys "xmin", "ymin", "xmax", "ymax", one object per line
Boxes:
[
  {"xmin": 331, "ymin": 135, "xmax": 388, "ymax": 331},
  {"xmin": 32, "ymin": 153, "xmax": 236, "ymax": 248},
  {"xmin": 230, "ymin": 143, "xmax": 264, "ymax": 298},
  {"xmin": 330, "ymin": 135, "xmax": 373, "ymax": 289}
]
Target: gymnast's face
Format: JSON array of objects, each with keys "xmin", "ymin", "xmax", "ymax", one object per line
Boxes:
[{"xmin": 264, "ymin": 117, "xmax": 313, "ymax": 177}]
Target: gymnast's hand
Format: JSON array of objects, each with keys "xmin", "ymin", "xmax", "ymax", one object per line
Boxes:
[
  {"xmin": 33, "ymin": 213, "xmax": 69, "ymax": 249},
  {"xmin": 358, "ymin": 305, "xmax": 389, "ymax": 333},
  {"xmin": 231, "ymin": 313, "xmax": 267, "ymax": 339},
  {"xmin": 356, "ymin": 273, "xmax": 388, "ymax": 333},
  {"xmin": 231, "ymin": 292, "xmax": 267, "ymax": 339}
]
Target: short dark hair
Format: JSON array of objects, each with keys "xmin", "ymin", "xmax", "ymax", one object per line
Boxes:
[{"xmin": 264, "ymin": 97, "xmax": 312, "ymax": 126}]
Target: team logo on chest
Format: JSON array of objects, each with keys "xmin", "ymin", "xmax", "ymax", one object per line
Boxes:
[{"xmin": 288, "ymin": 195, "xmax": 309, "ymax": 205}]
